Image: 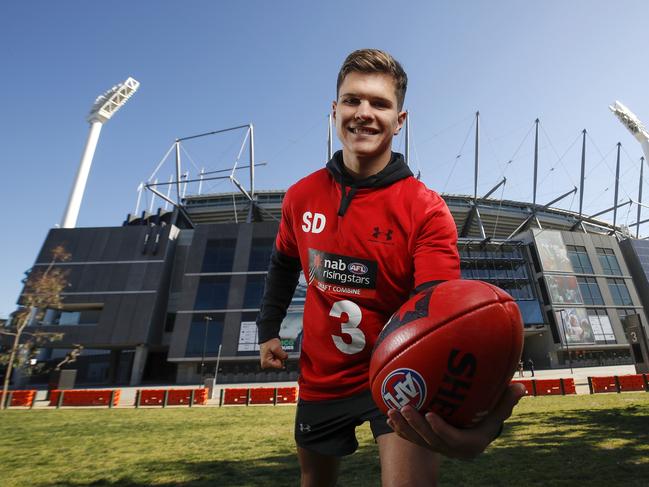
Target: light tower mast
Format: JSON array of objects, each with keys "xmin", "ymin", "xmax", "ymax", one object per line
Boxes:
[{"xmin": 60, "ymin": 77, "xmax": 139, "ymax": 228}]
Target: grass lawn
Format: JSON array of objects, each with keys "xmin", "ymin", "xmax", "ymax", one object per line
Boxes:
[{"xmin": 0, "ymin": 393, "xmax": 647, "ymax": 486}]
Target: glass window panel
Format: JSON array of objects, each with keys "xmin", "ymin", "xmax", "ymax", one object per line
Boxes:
[
  {"xmin": 202, "ymin": 239, "xmax": 236, "ymax": 272},
  {"xmin": 248, "ymin": 238, "xmax": 275, "ymax": 271},
  {"xmin": 185, "ymin": 316, "xmax": 224, "ymax": 357},
  {"xmin": 243, "ymin": 274, "xmax": 266, "ymax": 309},
  {"xmin": 577, "ymin": 277, "xmax": 603, "ymax": 305},
  {"xmin": 597, "ymin": 248, "xmax": 622, "ymax": 276},
  {"xmin": 566, "ymin": 245, "xmax": 593, "ymax": 274},
  {"xmin": 608, "ymin": 278, "xmax": 632, "ymax": 306},
  {"xmin": 195, "ymin": 276, "xmax": 231, "ymax": 309}
]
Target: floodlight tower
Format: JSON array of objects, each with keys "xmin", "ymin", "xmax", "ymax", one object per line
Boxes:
[
  {"xmin": 60, "ymin": 77, "xmax": 140, "ymax": 228},
  {"xmin": 609, "ymin": 101, "xmax": 649, "ymax": 162}
]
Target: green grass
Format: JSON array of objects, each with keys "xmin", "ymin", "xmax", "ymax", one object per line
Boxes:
[{"xmin": 0, "ymin": 393, "xmax": 648, "ymax": 486}]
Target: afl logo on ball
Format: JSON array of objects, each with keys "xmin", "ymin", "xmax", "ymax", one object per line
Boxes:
[
  {"xmin": 348, "ymin": 263, "xmax": 368, "ymax": 275},
  {"xmin": 381, "ymin": 368, "xmax": 427, "ymax": 410}
]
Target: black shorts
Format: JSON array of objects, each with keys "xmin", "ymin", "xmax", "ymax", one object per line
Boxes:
[{"xmin": 295, "ymin": 389, "xmax": 393, "ymax": 457}]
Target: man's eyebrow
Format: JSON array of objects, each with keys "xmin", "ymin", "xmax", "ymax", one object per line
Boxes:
[{"xmin": 339, "ymin": 92, "xmax": 393, "ymax": 103}]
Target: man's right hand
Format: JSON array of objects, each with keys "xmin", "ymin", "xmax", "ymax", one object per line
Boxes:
[{"xmin": 259, "ymin": 338, "xmax": 288, "ymax": 369}]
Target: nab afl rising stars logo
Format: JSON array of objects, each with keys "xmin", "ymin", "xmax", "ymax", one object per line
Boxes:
[{"xmin": 381, "ymin": 368, "xmax": 427, "ymax": 410}]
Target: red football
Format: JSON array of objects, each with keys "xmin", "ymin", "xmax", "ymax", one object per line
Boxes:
[{"xmin": 369, "ymin": 280, "xmax": 523, "ymax": 428}]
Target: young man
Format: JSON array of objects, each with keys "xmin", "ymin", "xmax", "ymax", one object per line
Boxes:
[{"xmin": 256, "ymin": 49, "xmax": 525, "ymax": 486}]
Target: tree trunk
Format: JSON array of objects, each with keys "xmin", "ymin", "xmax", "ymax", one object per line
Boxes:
[
  {"xmin": 1, "ymin": 310, "xmax": 32, "ymax": 410},
  {"xmin": 1, "ymin": 328, "xmax": 22, "ymax": 409}
]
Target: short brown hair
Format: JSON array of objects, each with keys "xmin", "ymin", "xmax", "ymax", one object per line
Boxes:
[{"xmin": 336, "ymin": 49, "xmax": 408, "ymax": 110}]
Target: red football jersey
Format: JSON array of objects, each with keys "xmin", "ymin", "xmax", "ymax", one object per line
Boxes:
[{"xmin": 276, "ymin": 167, "xmax": 460, "ymax": 400}]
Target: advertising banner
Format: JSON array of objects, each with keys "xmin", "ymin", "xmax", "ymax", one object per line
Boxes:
[
  {"xmin": 545, "ymin": 275, "xmax": 583, "ymax": 305},
  {"xmin": 556, "ymin": 308, "xmax": 596, "ymax": 345},
  {"xmin": 237, "ymin": 313, "xmax": 304, "ymax": 353},
  {"xmin": 533, "ymin": 229, "xmax": 574, "ymax": 272}
]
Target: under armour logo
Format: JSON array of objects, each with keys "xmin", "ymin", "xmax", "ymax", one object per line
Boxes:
[
  {"xmin": 299, "ymin": 423, "xmax": 311, "ymax": 432},
  {"xmin": 372, "ymin": 227, "xmax": 393, "ymax": 241}
]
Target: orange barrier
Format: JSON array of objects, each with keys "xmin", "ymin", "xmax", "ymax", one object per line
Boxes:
[
  {"xmin": 222, "ymin": 388, "xmax": 249, "ymax": 406},
  {"xmin": 249, "ymin": 387, "xmax": 276, "ymax": 405},
  {"xmin": 511, "ymin": 378, "xmax": 575, "ymax": 396},
  {"xmin": 276, "ymin": 387, "xmax": 298, "ymax": 404},
  {"xmin": 49, "ymin": 389, "xmax": 120, "ymax": 408},
  {"xmin": 134, "ymin": 388, "xmax": 207, "ymax": 407},
  {"xmin": 589, "ymin": 376, "xmax": 619, "ymax": 394},
  {"xmin": 0, "ymin": 390, "xmax": 36, "ymax": 408},
  {"xmin": 589, "ymin": 374, "xmax": 649, "ymax": 394},
  {"xmin": 617, "ymin": 375, "xmax": 647, "ymax": 392},
  {"xmin": 534, "ymin": 378, "xmax": 574, "ymax": 396},
  {"xmin": 167, "ymin": 389, "xmax": 207, "ymax": 406},
  {"xmin": 136, "ymin": 389, "xmax": 167, "ymax": 406},
  {"xmin": 221, "ymin": 386, "xmax": 298, "ymax": 406}
]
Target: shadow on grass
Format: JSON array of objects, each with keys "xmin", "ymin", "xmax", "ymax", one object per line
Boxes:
[
  {"xmin": 441, "ymin": 406, "xmax": 649, "ymax": 487},
  {"xmin": 36, "ymin": 454, "xmax": 301, "ymax": 487},
  {"xmin": 36, "ymin": 406, "xmax": 649, "ymax": 487}
]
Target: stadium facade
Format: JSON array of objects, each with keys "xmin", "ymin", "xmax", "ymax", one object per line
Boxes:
[{"xmin": 19, "ymin": 188, "xmax": 649, "ymax": 386}]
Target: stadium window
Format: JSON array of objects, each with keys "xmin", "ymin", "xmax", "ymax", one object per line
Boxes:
[
  {"xmin": 164, "ymin": 313, "xmax": 176, "ymax": 333},
  {"xmin": 195, "ymin": 276, "xmax": 231, "ymax": 310},
  {"xmin": 41, "ymin": 305, "xmax": 102, "ymax": 326},
  {"xmin": 243, "ymin": 274, "xmax": 267, "ymax": 309},
  {"xmin": 576, "ymin": 276, "xmax": 604, "ymax": 305},
  {"xmin": 596, "ymin": 248, "xmax": 622, "ymax": 276},
  {"xmin": 607, "ymin": 278, "xmax": 633, "ymax": 306},
  {"xmin": 566, "ymin": 245, "xmax": 594, "ymax": 274},
  {"xmin": 248, "ymin": 238, "xmax": 275, "ymax": 271},
  {"xmin": 185, "ymin": 315, "xmax": 224, "ymax": 357},
  {"xmin": 202, "ymin": 239, "xmax": 236, "ymax": 273}
]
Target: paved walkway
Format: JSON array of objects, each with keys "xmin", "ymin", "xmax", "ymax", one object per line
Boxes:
[{"xmin": 21, "ymin": 364, "xmax": 641, "ymax": 408}]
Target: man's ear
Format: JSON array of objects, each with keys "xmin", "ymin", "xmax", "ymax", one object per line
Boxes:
[
  {"xmin": 394, "ymin": 110, "xmax": 407, "ymax": 135},
  {"xmin": 332, "ymin": 100, "xmax": 337, "ymax": 121}
]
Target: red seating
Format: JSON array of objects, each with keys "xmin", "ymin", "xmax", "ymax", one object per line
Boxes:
[
  {"xmin": 49, "ymin": 389, "xmax": 120, "ymax": 407},
  {"xmin": 0, "ymin": 390, "xmax": 36, "ymax": 407}
]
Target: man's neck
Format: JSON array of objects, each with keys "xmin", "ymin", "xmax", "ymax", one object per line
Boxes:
[{"xmin": 341, "ymin": 149, "xmax": 392, "ymax": 180}]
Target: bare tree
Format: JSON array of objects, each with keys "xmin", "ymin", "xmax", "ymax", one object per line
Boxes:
[{"xmin": 1, "ymin": 245, "xmax": 71, "ymax": 409}]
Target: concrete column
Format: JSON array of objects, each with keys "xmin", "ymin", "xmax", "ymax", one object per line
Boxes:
[{"xmin": 129, "ymin": 344, "xmax": 148, "ymax": 386}]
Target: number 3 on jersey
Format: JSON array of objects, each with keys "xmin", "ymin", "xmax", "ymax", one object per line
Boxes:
[{"xmin": 329, "ymin": 300, "xmax": 366, "ymax": 354}]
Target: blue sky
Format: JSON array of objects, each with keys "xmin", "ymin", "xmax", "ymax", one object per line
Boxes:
[{"xmin": 2, "ymin": 0, "xmax": 649, "ymax": 318}]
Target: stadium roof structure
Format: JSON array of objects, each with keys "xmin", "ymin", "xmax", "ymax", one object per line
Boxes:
[
  {"xmin": 175, "ymin": 189, "xmax": 629, "ymax": 242},
  {"xmin": 133, "ymin": 112, "xmax": 646, "ymax": 241}
]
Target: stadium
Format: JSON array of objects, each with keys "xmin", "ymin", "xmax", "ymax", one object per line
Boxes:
[
  {"xmin": 14, "ymin": 101, "xmax": 649, "ymax": 389},
  {"xmin": 3, "ymin": 74, "xmax": 647, "ymax": 389}
]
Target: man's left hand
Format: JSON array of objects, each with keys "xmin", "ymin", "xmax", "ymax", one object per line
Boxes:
[{"xmin": 386, "ymin": 382, "xmax": 526, "ymax": 459}]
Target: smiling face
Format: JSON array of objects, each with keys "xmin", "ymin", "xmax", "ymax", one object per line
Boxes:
[{"xmin": 333, "ymin": 71, "xmax": 407, "ymax": 178}]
